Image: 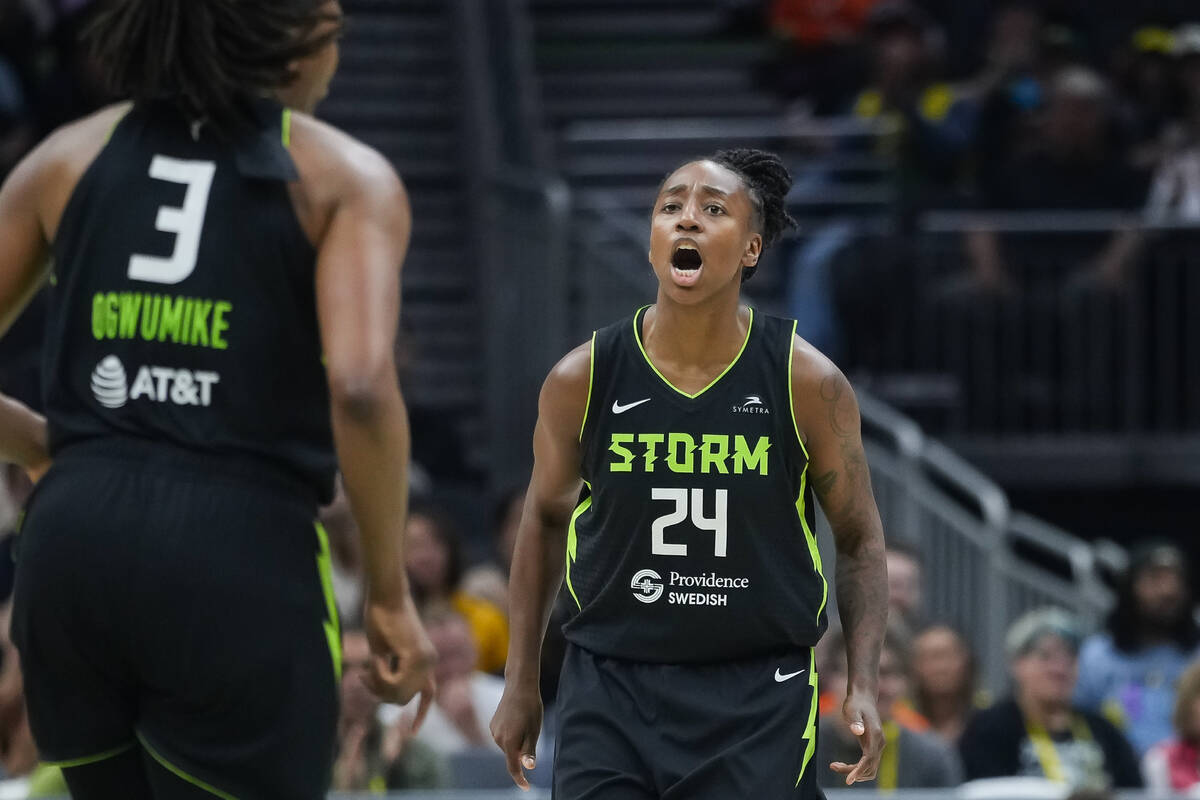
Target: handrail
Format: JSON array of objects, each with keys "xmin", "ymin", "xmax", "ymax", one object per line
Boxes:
[
  {"xmin": 921, "ymin": 440, "xmax": 1011, "ymax": 533},
  {"xmin": 562, "ymin": 114, "xmax": 900, "ymax": 143},
  {"xmin": 856, "ymin": 390, "xmax": 925, "ymax": 463}
]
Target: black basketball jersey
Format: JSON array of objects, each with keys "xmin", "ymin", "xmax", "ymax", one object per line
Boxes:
[
  {"xmin": 564, "ymin": 305, "xmax": 828, "ymax": 663},
  {"xmin": 42, "ymin": 100, "xmax": 335, "ymax": 502}
]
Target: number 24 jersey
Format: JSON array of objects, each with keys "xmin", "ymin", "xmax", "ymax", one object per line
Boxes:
[{"xmin": 565, "ymin": 306, "xmax": 829, "ymax": 663}]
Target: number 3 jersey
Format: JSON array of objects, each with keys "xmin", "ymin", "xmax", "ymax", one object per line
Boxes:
[
  {"xmin": 41, "ymin": 100, "xmax": 335, "ymax": 502},
  {"xmin": 564, "ymin": 305, "xmax": 829, "ymax": 663}
]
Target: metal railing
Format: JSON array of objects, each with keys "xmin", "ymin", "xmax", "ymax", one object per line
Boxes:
[{"xmin": 851, "ymin": 389, "xmax": 1112, "ymax": 694}]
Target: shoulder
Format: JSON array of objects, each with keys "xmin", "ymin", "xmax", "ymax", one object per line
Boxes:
[
  {"xmin": 788, "ymin": 334, "xmax": 854, "ymax": 441},
  {"xmin": 962, "ymin": 699, "xmax": 1022, "ymax": 741},
  {"xmin": 1078, "ymin": 633, "xmax": 1118, "ymax": 665},
  {"xmin": 789, "ymin": 334, "xmax": 843, "ymax": 393},
  {"xmin": 538, "ymin": 339, "xmax": 594, "ymax": 439},
  {"xmin": 5, "ymin": 102, "xmax": 132, "ymax": 236},
  {"xmin": 286, "ymin": 111, "xmax": 406, "ymax": 215},
  {"xmin": 34, "ymin": 102, "xmax": 132, "ymax": 168},
  {"xmin": 901, "ymin": 727, "xmax": 955, "ymax": 758},
  {"xmin": 1079, "ymin": 707, "xmax": 1130, "ymax": 744}
]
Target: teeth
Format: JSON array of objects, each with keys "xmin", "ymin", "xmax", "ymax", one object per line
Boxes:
[{"xmin": 677, "ymin": 244, "xmax": 697, "ymax": 250}]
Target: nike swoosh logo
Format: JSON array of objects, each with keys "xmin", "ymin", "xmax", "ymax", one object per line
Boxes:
[
  {"xmin": 774, "ymin": 668, "xmax": 807, "ymax": 683},
  {"xmin": 612, "ymin": 398, "xmax": 651, "ymax": 414}
]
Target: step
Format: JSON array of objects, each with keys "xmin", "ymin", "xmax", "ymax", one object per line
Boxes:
[
  {"xmin": 545, "ymin": 92, "xmax": 779, "ymax": 120},
  {"xmin": 534, "ymin": 10, "xmax": 726, "ymax": 39},
  {"xmin": 535, "ymin": 38, "xmax": 772, "ymax": 69}
]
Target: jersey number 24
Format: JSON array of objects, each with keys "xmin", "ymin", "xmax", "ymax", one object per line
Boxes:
[{"xmin": 651, "ymin": 488, "xmax": 728, "ymax": 558}]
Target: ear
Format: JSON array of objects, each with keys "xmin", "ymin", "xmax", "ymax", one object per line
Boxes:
[{"xmin": 741, "ymin": 234, "xmax": 763, "ymax": 268}]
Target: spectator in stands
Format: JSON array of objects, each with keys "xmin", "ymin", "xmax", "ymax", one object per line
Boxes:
[
  {"xmin": 959, "ymin": 607, "xmax": 1143, "ymax": 790},
  {"xmin": 406, "ymin": 503, "xmax": 509, "ymax": 674},
  {"xmin": 764, "ymin": 0, "xmax": 880, "ymax": 114},
  {"xmin": 462, "ymin": 486, "xmax": 524, "ymax": 613},
  {"xmin": 1075, "ymin": 541, "xmax": 1200, "ymax": 756},
  {"xmin": 332, "ymin": 627, "xmax": 447, "ymax": 791},
  {"xmin": 971, "ymin": 2, "xmax": 1047, "ymax": 203},
  {"xmin": 1142, "ymin": 659, "xmax": 1200, "ymax": 795},
  {"xmin": 966, "ymin": 66, "xmax": 1148, "ymax": 292},
  {"xmin": 818, "ymin": 622, "xmax": 962, "ymax": 789},
  {"xmin": 851, "ymin": 0, "xmax": 978, "ymax": 217},
  {"xmin": 1117, "ymin": 27, "xmax": 1178, "ymax": 169},
  {"xmin": 887, "ymin": 540, "xmax": 925, "ymax": 627},
  {"xmin": 1146, "ymin": 25, "xmax": 1200, "ymax": 222},
  {"xmin": 387, "ymin": 607, "xmax": 541, "ymax": 760},
  {"xmin": 912, "ymin": 623, "xmax": 986, "ymax": 744}
]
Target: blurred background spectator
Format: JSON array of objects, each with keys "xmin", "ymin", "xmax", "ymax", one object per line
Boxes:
[
  {"xmin": 1074, "ymin": 541, "xmax": 1200, "ymax": 756},
  {"xmin": 912, "ymin": 623, "xmax": 987, "ymax": 744},
  {"xmin": 405, "ymin": 503, "xmax": 508, "ymax": 675},
  {"xmin": 1141, "ymin": 659, "xmax": 1200, "ymax": 796},
  {"xmin": 959, "ymin": 608, "xmax": 1142, "ymax": 790},
  {"xmin": 333, "ymin": 627, "xmax": 448, "ymax": 792},
  {"xmin": 887, "ymin": 541, "xmax": 926, "ymax": 628},
  {"xmin": 819, "ymin": 622, "xmax": 962, "ymax": 790}
]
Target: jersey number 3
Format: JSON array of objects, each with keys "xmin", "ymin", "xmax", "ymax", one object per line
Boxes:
[
  {"xmin": 128, "ymin": 155, "xmax": 216, "ymax": 285},
  {"xmin": 651, "ymin": 488, "xmax": 728, "ymax": 557}
]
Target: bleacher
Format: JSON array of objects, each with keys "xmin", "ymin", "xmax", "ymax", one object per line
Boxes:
[{"xmin": 322, "ymin": 0, "xmax": 483, "ymax": 465}]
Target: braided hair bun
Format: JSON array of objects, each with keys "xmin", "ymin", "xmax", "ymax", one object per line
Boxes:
[{"xmin": 710, "ymin": 148, "xmax": 797, "ymax": 281}]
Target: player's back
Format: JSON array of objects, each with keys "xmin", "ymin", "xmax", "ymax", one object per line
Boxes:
[{"xmin": 42, "ymin": 99, "xmax": 334, "ymax": 502}]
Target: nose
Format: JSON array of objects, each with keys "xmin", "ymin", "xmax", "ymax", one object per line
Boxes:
[{"xmin": 676, "ymin": 199, "xmax": 702, "ymax": 232}]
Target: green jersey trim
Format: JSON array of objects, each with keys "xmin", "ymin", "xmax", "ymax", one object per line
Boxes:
[
  {"xmin": 137, "ymin": 733, "xmax": 240, "ymax": 800},
  {"xmin": 565, "ymin": 483, "xmax": 592, "ymax": 610},
  {"xmin": 40, "ymin": 742, "xmax": 135, "ymax": 769},
  {"xmin": 796, "ymin": 649, "xmax": 820, "ymax": 787},
  {"xmin": 795, "ymin": 465, "xmax": 828, "ymax": 621},
  {"xmin": 314, "ymin": 521, "xmax": 342, "ymax": 683},
  {"xmin": 632, "ymin": 305, "xmax": 755, "ymax": 400},
  {"xmin": 579, "ymin": 332, "xmax": 597, "ymax": 442},
  {"xmin": 282, "ymin": 108, "xmax": 293, "ymax": 148},
  {"xmin": 787, "ymin": 321, "xmax": 812, "ymax": 461}
]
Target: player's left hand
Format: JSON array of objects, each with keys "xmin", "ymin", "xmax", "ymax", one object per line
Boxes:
[{"xmin": 829, "ymin": 691, "xmax": 884, "ymax": 785}]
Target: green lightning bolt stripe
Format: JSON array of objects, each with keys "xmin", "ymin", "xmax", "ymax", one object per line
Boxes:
[
  {"xmin": 797, "ymin": 649, "xmax": 819, "ymax": 787},
  {"xmin": 564, "ymin": 482, "xmax": 592, "ymax": 611},
  {"xmin": 314, "ymin": 521, "xmax": 342, "ymax": 682}
]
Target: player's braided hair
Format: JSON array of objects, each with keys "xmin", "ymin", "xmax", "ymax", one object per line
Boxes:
[
  {"xmin": 85, "ymin": 0, "xmax": 343, "ymax": 137},
  {"xmin": 710, "ymin": 148, "xmax": 797, "ymax": 282}
]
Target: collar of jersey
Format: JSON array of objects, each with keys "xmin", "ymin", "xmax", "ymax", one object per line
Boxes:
[{"xmin": 632, "ymin": 304, "xmax": 755, "ymax": 400}]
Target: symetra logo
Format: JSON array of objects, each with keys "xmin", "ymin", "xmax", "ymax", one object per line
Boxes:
[
  {"xmin": 91, "ymin": 355, "xmax": 129, "ymax": 409},
  {"xmin": 91, "ymin": 356, "xmax": 220, "ymax": 408},
  {"xmin": 732, "ymin": 394, "xmax": 770, "ymax": 414},
  {"xmin": 631, "ymin": 569, "xmax": 664, "ymax": 604}
]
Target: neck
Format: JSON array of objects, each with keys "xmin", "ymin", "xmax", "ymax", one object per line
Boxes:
[
  {"xmin": 645, "ymin": 288, "xmax": 745, "ymax": 369},
  {"xmin": 923, "ymin": 692, "xmax": 965, "ymax": 725},
  {"xmin": 1017, "ymin": 690, "xmax": 1071, "ymax": 732}
]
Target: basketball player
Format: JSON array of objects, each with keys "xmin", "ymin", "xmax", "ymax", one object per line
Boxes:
[
  {"xmin": 0, "ymin": 1, "xmax": 435, "ymax": 797},
  {"xmin": 491, "ymin": 149, "xmax": 888, "ymax": 798}
]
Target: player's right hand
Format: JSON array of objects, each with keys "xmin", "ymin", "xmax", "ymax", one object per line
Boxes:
[
  {"xmin": 490, "ymin": 684, "xmax": 542, "ymax": 791},
  {"xmin": 363, "ymin": 592, "xmax": 437, "ymax": 730}
]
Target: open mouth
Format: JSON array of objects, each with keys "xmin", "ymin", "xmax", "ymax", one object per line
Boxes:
[
  {"xmin": 671, "ymin": 244, "xmax": 702, "ymax": 272},
  {"xmin": 669, "ymin": 243, "xmax": 703, "ymax": 287}
]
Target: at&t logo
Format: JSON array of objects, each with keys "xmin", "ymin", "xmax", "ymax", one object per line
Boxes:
[
  {"xmin": 631, "ymin": 569, "xmax": 664, "ymax": 604},
  {"xmin": 91, "ymin": 355, "xmax": 220, "ymax": 409}
]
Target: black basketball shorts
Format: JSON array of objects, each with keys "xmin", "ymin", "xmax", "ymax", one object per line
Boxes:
[
  {"xmin": 11, "ymin": 445, "xmax": 341, "ymax": 799},
  {"xmin": 553, "ymin": 643, "xmax": 826, "ymax": 799}
]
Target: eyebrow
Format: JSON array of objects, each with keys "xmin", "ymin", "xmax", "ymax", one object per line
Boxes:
[{"xmin": 661, "ymin": 184, "xmax": 731, "ymax": 198}]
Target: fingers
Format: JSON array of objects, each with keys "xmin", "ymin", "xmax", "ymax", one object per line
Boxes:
[
  {"xmin": 829, "ymin": 761, "xmax": 855, "ymax": 774},
  {"xmin": 844, "ymin": 755, "xmax": 873, "ymax": 785},
  {"xmin": 410, "ymin": 677, "xmax": 436, "ymax": 734},
  {"xmin": 500, "ymin": 743, "xmax": 531, "ymax": 791}
]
